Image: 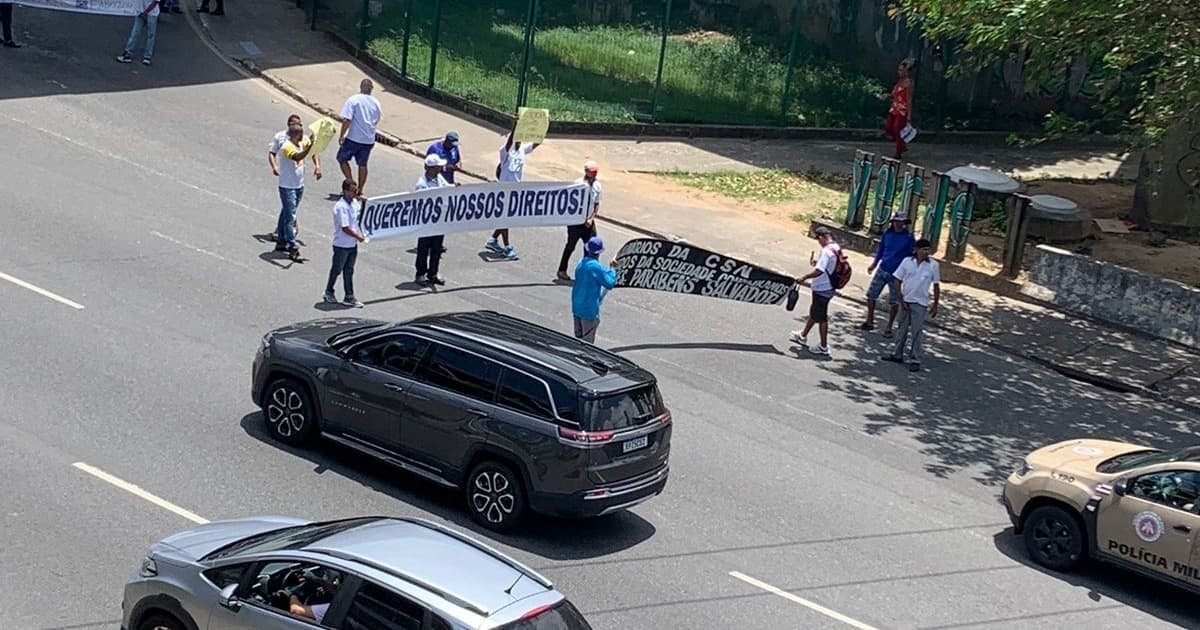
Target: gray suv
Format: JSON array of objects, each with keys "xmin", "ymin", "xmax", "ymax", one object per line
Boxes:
[
  {"xmin": 251, "ymin": 310, "xmax": 672, "ymax": 531},
  {"xmin": 121, "ymin": 515, "xmax": 592, "ymax": 630}
]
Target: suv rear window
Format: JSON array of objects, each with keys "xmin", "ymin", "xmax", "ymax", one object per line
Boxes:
[
  {"xmin": 497, "ymin": 600, "xmax": 592, "ymax": 630},
  {"xmin": 582, "ymin": 385, "xmax": 664, "ymax": 432}
]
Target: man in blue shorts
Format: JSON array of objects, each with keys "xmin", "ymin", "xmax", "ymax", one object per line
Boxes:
[
  {"xmin": 859, "ymin": 211, "xmax": 915, "ymax": 337},
  {"xmin": 336, "ymin": 79, "xmax": 382, "ymax": 196}
]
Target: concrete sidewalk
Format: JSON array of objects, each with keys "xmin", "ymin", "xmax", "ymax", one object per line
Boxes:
[{"xmin": 189, "ymin": 1, "xmax": 1197, "ymax": 410}]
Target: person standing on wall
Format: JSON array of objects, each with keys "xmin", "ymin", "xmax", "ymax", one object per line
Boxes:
[
  {"xmin": 859, "ymin": 211, "xmax": 915, "ymax": 336},
  {"xmin": 274, "ymin": 118, "xmax": 322, "ymax": 262},
  {"xmin": 0, "ymin": 0, "xmax": 22, "ymax": 48},
  {"xmin": 488, "ymin": 128, "xmax": 539, "ymax": 261},
  {"xmin": 413, "ymin": 155, "xmax": 451, "ymax": 286},
  {"xmin": 881, "ymin": 238, "xmax": 940, "ymax": 372},
  {"xmin": 571, "ymin": 237, "xmax": 617, "ymax": 344},
  {"xmin": 880, "ymin": 58, "xmax": 914, "ymax": 160},
  {"xmin": 324, "ymin": 179, "xmax": 367, "ymax": 308},
  {"xmin": 557, "ymin": 160, "xmax": 602, "ymax": 282},
  {"xmin": 790, "ymin": 227, "xmax": 844, "ymax": 356},
  {"xmin": 337, "ymin": 79, "xmax": 382, "ymax": 196}
]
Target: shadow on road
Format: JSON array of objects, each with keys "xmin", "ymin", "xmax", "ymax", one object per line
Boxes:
[
  {"xmin": 990, "ymin": 528, "xmax": 1200, "ymax": 628},
  {"xmin": 238, "ymin": 412, "xmax": 658, "ymax": 561}
]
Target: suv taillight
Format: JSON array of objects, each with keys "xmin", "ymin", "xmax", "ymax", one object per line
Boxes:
[
  {"xmin": 558, "ymin": 426, "xmax": 615, "ymax": 444},
  {"xmin": 659, "ymin": 409, "xmax": 672, "ymax": 425},
  {"xmin": 520, "ymin": 604, "xmax": 552, "ymax": 620}
]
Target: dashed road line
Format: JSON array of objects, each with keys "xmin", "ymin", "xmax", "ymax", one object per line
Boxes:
[
  {"xmin": 729, "ymin": 571, "xmax": 881, "ymax": 630},
  {"xmin": 0, "ymin": 270, "xmax": 85, "ymax": 310},
  {"xmin": 150, "ymin": 230, "xmax": 255, "ymax": 271},
  {"xmin": 72, "ymin": 462, "xmax": 209, "ymax": 524}
]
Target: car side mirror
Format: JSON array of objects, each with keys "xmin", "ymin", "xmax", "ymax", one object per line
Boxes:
[
  {"xmin": 1113, "ymin": 478, "xmax": 1129, "ymax": 496},
  {"xmin": 218, "ymin": 583, "xmax": 241, "ymax": 610}
]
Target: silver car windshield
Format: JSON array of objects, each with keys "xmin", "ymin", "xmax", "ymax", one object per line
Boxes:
[{"xmin": 203, "ymin": 517, "xmax": 381, "ymax": 561}]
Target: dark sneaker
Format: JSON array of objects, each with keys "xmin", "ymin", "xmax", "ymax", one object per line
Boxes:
[
  {"xmin": 116, "ymin": 54, "xmax": 133, "ymax": 63},
  {"xmin": 2, "ymin": 40, "xmax": 21, "ymax": 49},
  {"xmin": 142, "ymin": 58, "xmax": 152, "ymax": 66},
  {"xmin": 556, "ymin": 271, "xmax": 571, "ymax": 282},
  {"xmin": 322, "ymin": 292, "xmax": 337, "ymax": 304},
  {"xmin": 881, "ymin": 354, "xmax": 903, "ymax": 363},
  {"xmin": 287, "ymin": 248, "xmax": 302, "ymax": 262},
  {"xmin": 427, "ymin": 275, "xmax": 446, "ymax": 286},
  {"xmin": 414, "ymin": 273, "xmax": 427, "ymax": 285},
  {"xmin": 343, "ymin": 297, "xmax": 364, "ymax": 308},
  {"xmin": 908, "ymin": 362, "xmax": 922, "ymax": 372}
]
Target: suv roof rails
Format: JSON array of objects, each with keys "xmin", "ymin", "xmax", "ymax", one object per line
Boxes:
[
  {"xmin": 396, "ymin": 517, "xmax": 554, "ymax": 589},
  {"xmin": 309, "ymin": 547, "xmax": 491, "ymax": 617},
  {"xmin": 423, "ymin": 324, "xmax": 577, "ymax": 382}
]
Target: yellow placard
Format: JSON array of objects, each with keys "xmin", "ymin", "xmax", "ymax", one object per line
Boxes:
[
  {"xmin": 514, "ymin": 107, "xmax": 550, "ymax": 144},
  {"xmin": 309, "ymin": 117, "xmax": 338, "ymax": 155}
]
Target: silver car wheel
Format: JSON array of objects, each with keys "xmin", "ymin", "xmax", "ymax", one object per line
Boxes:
[
  {"xmin": 472, "ymin": 471, "xmax": 515, "ymax": 524},
  {"xmin": 267, "ymin": 386, "xmax": 305, "ymax": 437}
]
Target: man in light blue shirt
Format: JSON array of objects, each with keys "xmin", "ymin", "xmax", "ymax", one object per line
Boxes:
[{"xmin": 571, "ymin": 237, "xmax": 617, "ymax": 344}]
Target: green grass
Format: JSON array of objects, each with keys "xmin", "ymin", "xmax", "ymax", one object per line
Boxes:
[
  {"xmin": 358, "ymin": 1, "xmax": 885, "ymax": 127},
  {"xmin": 663, "ymin": 169, "xmax": 849, "ymax": 223}
]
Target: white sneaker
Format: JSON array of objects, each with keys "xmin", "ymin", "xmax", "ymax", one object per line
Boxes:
[
  {"xmin": 808, "ymin": 345, "xmax": 830, "ymax": 356},
  {"xmin": 485, "ymin": 237, "xmax": 503, "ymax": 253},
  {"xmin": 789, "ymin": 330, "xmax": 808, "ymax": 346}
]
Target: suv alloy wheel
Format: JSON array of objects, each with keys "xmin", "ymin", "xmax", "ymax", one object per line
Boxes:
[
  {"xmin": 467, "ymin": 461, "xmax": 527, "ymax": 532},
  {"xmin": 263, "ymin": 378, "xmax": 317, "ymax": 446}
]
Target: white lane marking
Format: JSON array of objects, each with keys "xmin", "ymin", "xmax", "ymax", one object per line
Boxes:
[
  {"xmin": 0, "ymin": 270, "xmax": 85, "ymax": 310},
  {"xmin": 72, "ymin": 462, "xmax": 209, "ymax": 524},
  {"xmin": 729, "ymin": 571, "xmax": 880, "ymax": 630},
  {"xmin": 0, "ymin": 113, "xmax": 329, "ymax": 243},
  {"xmin": 150, "ymin": 230, "xmax": 255, "ymax": 271}
]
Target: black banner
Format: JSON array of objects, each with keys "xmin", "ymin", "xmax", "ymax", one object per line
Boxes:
[{"xmin": 613, "ymin": 238, "xmax": 794, "ymax": 305}]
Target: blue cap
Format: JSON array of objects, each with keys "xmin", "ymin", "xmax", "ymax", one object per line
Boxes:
[{"xmin": 584, "ymin": 236, "xmax": 605, "ymax": 255}]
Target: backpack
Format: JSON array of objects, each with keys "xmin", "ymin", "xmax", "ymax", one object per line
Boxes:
[{"xmin": 827, "ymin": 246, "xmax": 853, "ymax": 290}]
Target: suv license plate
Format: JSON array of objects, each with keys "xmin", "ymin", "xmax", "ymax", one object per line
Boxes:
[{"xmin": 622, "ymin": 435, "xmax": 649, "ymax": 453}]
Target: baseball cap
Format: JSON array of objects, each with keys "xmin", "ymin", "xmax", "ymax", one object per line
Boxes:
[
  {"xmin": 584, "ymin": 160, "xmax": 599, "ymax": 173},
  {"xmin": 891, "ymin": 211, "xmax": 909, "ymax": 222},
  {"xmin": 424, "ymin": 154, "xmax": 447, "ymax": 167},
  {"xmin": 445, "ymin": 131, "xmax": 460, "ymax": 145},
  {"xmin": 584, "ymin": 236, "xmax": 605, "ymax": 255}
]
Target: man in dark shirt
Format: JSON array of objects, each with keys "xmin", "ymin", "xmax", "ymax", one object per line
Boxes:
[{"xmin": 859, "ymin": 212, "xmax": 915, "ymax": 336}]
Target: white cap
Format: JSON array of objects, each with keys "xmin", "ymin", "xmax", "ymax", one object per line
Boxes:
[{"xmin": 424, "ymin": 154, "xmax": 447, "ymax": 168}]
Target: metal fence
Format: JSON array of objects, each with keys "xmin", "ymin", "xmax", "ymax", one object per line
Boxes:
[{"xmin": 306, "ymin": 0, "xmax": 886, "ymax": 128}]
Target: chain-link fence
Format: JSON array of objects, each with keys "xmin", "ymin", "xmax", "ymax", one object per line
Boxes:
[{"xmin": 303, "ymin": 0, "xmax": 893, "ymax": 128}]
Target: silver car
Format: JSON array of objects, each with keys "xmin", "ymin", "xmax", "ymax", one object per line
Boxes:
[{"xmin": 121, "ymin": 515, "xmax": 592, "ymax": 630}]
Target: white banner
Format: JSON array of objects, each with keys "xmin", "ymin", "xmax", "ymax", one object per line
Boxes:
[
  {"xmin": 361, "ymin": 181, "xmax": 594, "ymax": 241},
  {"xmin": 16, "ymin": 0, "xmax": 141, "ymax": 16}
]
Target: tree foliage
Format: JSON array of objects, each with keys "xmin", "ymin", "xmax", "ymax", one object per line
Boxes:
[{"xmin": 891, "ymin": 0, "xmax": 1200, "ymax": 138}]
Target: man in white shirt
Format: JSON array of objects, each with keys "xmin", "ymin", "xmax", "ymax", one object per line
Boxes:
[
  {"xmin": 274, "ymin": 119, "xmax": 322, "ymax": 261},
  {"xmin": 882, "ymin": 238, "xmax": 940, "ymax": 371},
  {"xmin": 336, "ymin": 79, "xmax": 382, "ymax": 196},
  {"xmin": 414, "ymin": 155, "xmax": 451, "ymax": 286},
  {"xmin": 268, "ymin": 114, "xmax": 302, "ymax": 243},
  {"xmin": 486, "ymin": 128, "xmax": 539, "ymax": 260},
  {"xmin": 116, "ymin": 0, "xmax": 160, "ymax": 66},
  {"xmin": 324, "ymin": 179, "xmax": 367, "ymax": 308},
  {"xmin": 790, "ymin": 227, "xmax": 842, "ymax": 356},
  {"xmin": 557, "ymin": 161, "xmax": 602, "ymax": 281}
]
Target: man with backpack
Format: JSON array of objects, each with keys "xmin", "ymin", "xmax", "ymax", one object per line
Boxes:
[{"xmin": 791, "ymin": 227, "xmax": 851, "ymax": 356}]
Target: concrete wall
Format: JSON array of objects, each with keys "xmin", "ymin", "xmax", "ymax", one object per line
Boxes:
[
  {"xmin": 1022, "ymin": 245, "xmax": 1200, "ymax": 349},
  {"xmin": 1132, "ymin": 108, "xmax": 1200, "ymax": 235}
]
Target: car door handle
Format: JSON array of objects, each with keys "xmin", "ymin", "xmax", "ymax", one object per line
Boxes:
[
  {"xmin": 1174, "ymin": 524, "xmax": 1192, "ymax": 533},
  {"xmin": 384, "ymin": 384, "xmax": 404, "ymax": 393}
]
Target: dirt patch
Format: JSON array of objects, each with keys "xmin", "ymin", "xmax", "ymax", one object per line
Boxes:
[{"xmin": 670, "ymin": 30, "xmax": 735, "ymax": 46}]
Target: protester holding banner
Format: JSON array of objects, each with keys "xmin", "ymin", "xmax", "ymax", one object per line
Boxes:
[
  {"xmin": 274, "ymin": 119, "xmax": 322, "ymax": 262},
  {"xmin": 557, "ymin": 161, "xmax": 602, "ymax": 281},
  {"xmin": 0, "ymin": 0, "xmax": 20, "ymax": 48},
  {"xmin": 324, "ymin": 180, "xmax": 367, "ymax": 308},
  {"xmin": 412, "ymin": 155, "xmax": 452, "ymax": 286},
  {"xmin": 790, "ymin": 227, "xmax": 842, "ymax": 356},
  {"xmin": 426, "ymin": 131, "xmax": 462, "ymax": 184},
  {"xmin": 337, "ymin": 79, "xmax": 382, "ymax": 196},
  {"xmin": 488, "ymin": 129, "xmax": 539, "ymax": 261},
  {"xmin": 571, "ymin": 237, "xmax": 616, "ymax": 344},
  {"xmin": 116, "ymin": 0, "xmax": 160, "ymax": 66}
]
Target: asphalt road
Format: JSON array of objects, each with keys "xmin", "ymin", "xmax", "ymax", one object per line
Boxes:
[{"xmin": 2, "ymin": 7, "xmax": 1198, "ymax": 630}]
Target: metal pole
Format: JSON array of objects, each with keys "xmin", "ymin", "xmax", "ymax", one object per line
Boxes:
[
  {"xmin": 357, "ymin": 0, "xmax": 370, "ymax": 54},
  {"xmin": 400, "ymin": 0, "xmax": 413, "ymax": 76},
  {"xmin": 516, "ymin": 0, "xmax": 537, "ymax": 109},
  {"xmin": 1002, "ymin": 194, "xmax": 1032, "ymax": 278},
  {"xmin": 650, "ymin": 0, "xmax": 673, "ymax": 124},
  {"xmin": 428, "ymin": 0, "xmax": 442, "ymax": 88},
  {"xmin": 778, "ymin": 0, "xmax": 802, "ymax": 126}
]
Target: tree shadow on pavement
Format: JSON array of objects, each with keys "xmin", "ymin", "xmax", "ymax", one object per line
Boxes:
[
  {"xmin": 991, "ymin": 529, "xmax": 1200, "ymax": 628},
  {"xmin": 238, "ymin": 412, "xmax": 657, "ymax": 561}
]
